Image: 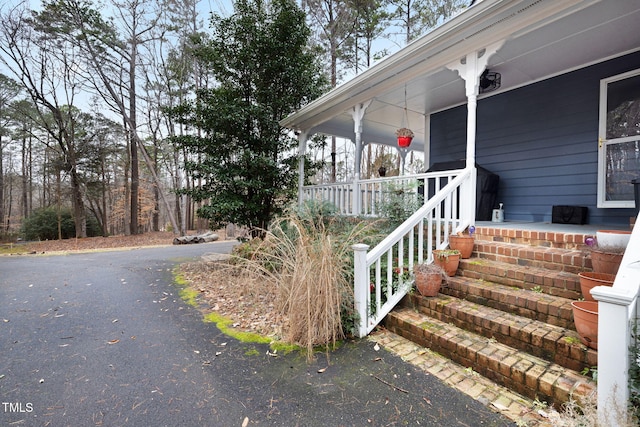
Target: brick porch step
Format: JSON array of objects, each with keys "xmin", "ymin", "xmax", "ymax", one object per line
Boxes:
[
  {"xmin": 473, "ymin": 240, "xmax": 590, "ymax": 274},
  {"xmin": 384, "ymin": 306, "xmax": 596, "ymax": 405},
  {"xmin": 442, "ymin": 275, "xmax": 575, "ymax": 329},
  {"xmin": 473, "ymin": 226, "xmax": 593, "ymax": 251},
  {"xmin": 458, "ymin": 258, "xmax": 582, "ymax": 300},
  {"xmin": 401, "ymin": 293, "xmax": 596, "ymax": 372}
]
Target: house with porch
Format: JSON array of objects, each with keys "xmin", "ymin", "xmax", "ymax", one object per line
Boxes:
[{"xmin": 281, "ymin": 0, "xmax": 640, "ymax": 424}]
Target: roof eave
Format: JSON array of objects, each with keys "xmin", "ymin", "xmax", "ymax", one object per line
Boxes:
[{"xmin": 280, "ymin": 0, "xmax": 592, "ymax": 131}]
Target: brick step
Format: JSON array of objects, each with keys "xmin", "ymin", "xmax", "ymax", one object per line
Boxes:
[
  {"xmin": 473, "ymin": 226, "xmax": 592, "ymax": 250},
  {"xmin": 473, "ymin": 240, "xmax": 590, "ymax": 274},
  {"xmin": 384, "ymin": 306, "xmax": 596, "ymax": 404},
  {"xmin": 402, "ymin": 293, "xmax": 595, "ymax": 372},
  {"xmin": 457, "ymin": 257, "xmax": 582, "ymax": 300},
  {"xmin": 442, "ymin": 276, "xmax": 576, "ymax": 329}
]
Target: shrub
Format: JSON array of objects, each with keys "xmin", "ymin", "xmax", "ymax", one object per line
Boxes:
[
  {"xmin": 21, "ymin": 207, "xmax": 101, "ymax": 240},
  {"xmin": 230, "ymin": 207, "xmax": 380, "ymax": 360},
  {"xmin": 378, "ymin": 181, "xmax": 422, "ymax": 227}
]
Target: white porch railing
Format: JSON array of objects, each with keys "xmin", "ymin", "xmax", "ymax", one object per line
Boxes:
[
  {"xmin": 352, "ymin": 168, "xmax": 475, "ymax": 337},
  {"xmin": 301, "ymin": 169, "xmax": 465, "ymax": 216},
  {"xmin": 592, "ymin": 213, "xmax": 640, "ymax": 426}
]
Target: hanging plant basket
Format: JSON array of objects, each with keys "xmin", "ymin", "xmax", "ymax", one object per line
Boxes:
[{"xmin": 396, "ymin": 128, "xmax": 414, "ymax": 148}]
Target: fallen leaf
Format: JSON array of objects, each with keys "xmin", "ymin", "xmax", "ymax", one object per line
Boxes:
[
  {"xmin": 242, "ymin": 417, "xmax": 249, "ymax": 427},
  {"xmin": 373, "ymin": 357, "xmax": 382, "ymax": 362},
  {"xmin": 317, "ymin": 368, "xmax": 327, "ymax": 373},
  {"xmin": 107, "ymin": 339, "xmax": 120, "ymax": 345},
  {"xmin": 423, "ymin": 397, "xmax": 431, "ymax": 405}
]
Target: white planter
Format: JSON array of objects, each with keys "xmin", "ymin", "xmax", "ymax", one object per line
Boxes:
[{"xmin": 596, "ymin": 230, "xmax": 631, "ymax": 249}]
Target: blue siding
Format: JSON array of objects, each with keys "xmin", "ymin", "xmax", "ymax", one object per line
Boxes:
[{"xmin": 430, "ymin": 51, "xmax": 640, "ymax": 227}]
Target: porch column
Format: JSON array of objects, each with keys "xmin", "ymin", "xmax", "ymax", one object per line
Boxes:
[
  {"xmin": 424, "ymin": 114, "xmax": 431, "ymax": 168},
  {"xmin": 351, "ymin": 100, "xmax": 372, "ymax": 215},
  {"xmin": 297, "ymin": 131, "xmax": 309, "ymax": 206},
  {"xmin": 447, "ymin": 41, "xmax": 504, "ymax": 226}
]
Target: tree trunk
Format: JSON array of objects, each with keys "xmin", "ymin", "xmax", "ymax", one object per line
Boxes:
[
  {"xmin": 70, "ymin": 168, "xmax": 87, "ymax": 238},
  {"xmin": 21, "ymin": 133, "xmax": 28, "ymax": 219},
  {"xmin": 129, "ymin": 42, "xmax": 139, "ymax": 235}
]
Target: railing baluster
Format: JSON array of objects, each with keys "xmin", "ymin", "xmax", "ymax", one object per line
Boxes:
[
  {"xmin": 418, "ymin": 218, "xmax": 424, "ymax": 264},
  {"xmin": 408, "ymin": 226, "xmax": 415, "ymax": 272}
]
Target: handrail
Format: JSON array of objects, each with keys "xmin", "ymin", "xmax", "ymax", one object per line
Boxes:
[
  {"xmin": 591, "ymin": 213, "xmax": 640, "ymax": 426},
  {"xmin": 367, "ymin": 171, "xmax": 471, "ymax": 262},
  {"xmin": 352, "ymin": 168, "xmax": 474, "ymax": 337}
]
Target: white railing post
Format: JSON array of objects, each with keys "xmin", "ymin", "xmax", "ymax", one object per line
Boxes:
[
  {"xmin": 591, "ymin": 286, "xmax": 637, "ymax": 426},
  {"xmin": 353, "ymin": 176, "xmax": 361, "ymax": 216},
  {"xmin": 353, "ymin": 243, "xmax": 370, "ymax": 338}
]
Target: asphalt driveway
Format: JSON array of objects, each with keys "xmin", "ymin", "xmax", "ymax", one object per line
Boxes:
[{"xmin": 0, "ymin": 243, "xmax": 514, "ymax": 426}]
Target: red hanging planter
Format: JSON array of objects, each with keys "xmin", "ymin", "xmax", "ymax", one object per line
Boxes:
[
  {"xmin": 396, "ymin": 127, "xmax": 414, "ymax": 148},
  {"xmin": 397, "ymin": 136, "xmax": 413, "ymax": 148}
]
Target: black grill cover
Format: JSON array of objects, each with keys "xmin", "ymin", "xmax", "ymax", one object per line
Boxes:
[{"xmin": 423, "ymin": 160, "xmax": 500, "ymax": 221}]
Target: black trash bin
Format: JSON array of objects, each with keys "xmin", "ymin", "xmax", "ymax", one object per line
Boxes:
[
  {"xmin": 633, "ymin": 179, "xmax": 640, "ymax": 214},
  {"xmin": 421, "ymin": 160, "xmax": 500, "ymax": 221}
]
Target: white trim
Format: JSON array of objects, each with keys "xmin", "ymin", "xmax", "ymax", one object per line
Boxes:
[{"xmin": 597, "ymin": 68, "xmax": 640, "ymax": 208}]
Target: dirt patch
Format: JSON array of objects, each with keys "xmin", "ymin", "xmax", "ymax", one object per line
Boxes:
[{"xmin": 179, "ymin": 260, "xmax": 285, "ymax": 340}]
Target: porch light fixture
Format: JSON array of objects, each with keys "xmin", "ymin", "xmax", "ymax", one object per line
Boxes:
[{"xmin": 479, "ymin": 69, "xmax": 501, "ymax": 93}]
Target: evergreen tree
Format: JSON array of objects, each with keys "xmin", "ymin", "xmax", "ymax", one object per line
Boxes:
[{"xmin": 171, "ymin": 0, "xmax": 327, "ymax": 232}]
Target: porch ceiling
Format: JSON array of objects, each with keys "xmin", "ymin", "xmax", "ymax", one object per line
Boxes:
[{"xmin": 281, "ymin": 0, "xmax": 640, "ymax": 154}]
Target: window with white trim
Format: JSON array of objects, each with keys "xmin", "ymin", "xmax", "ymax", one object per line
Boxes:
[{"xmin": 597, "ymin": 69, "xmax": 640, "ymax": 208}]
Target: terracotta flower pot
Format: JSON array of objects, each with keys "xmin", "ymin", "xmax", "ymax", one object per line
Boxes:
[
  {"xmin": 433, "ymin": 250, "xmax": 460, "ymax": 277},
  {"xmin": 590, "ymin": 249, "xmax": 623, "ymax": 275},
  {"xmin": 413, "ymin": 265, "xmax": 443, "ymax": 297},
  {"xmin": 571, "ymin": 301, "xmax": 598, "ymax": 350},
  {"xmin": 449, "ymin": 235, "xmax": 474, "ymax": 259},
  {"xmin": 578, "ymin": 272, "xmax": 615, "ymax": 301}
]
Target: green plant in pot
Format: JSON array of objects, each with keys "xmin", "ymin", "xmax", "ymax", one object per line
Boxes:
[
  {"xmin": 413, "ymin": 263, "xmax": 446, "ymax": 297},
  {"xmin": 433, "ymin": 249, "xmax": 461, "ymax": 277}
]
